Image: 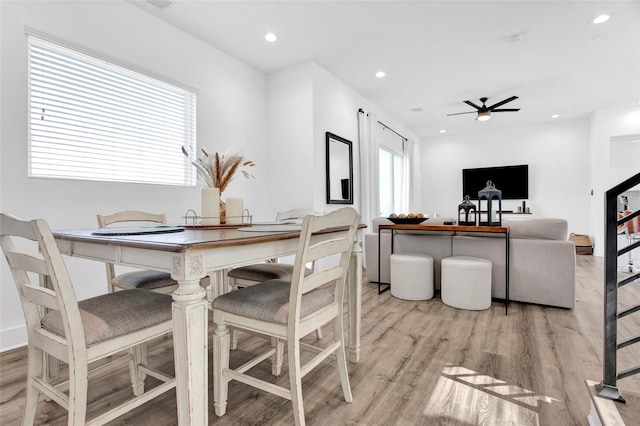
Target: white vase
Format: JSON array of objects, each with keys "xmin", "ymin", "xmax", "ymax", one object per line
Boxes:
[{"xmin": 201, "ymin": 187, "xmax": 220, "ymax": 225}]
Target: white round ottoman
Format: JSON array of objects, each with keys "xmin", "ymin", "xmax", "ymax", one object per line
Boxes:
[
  {"xmin": 441, "ymin": 256, "xmax": 492, "ymax": 310},
  {"xmin": 390, "ymin": 253, "xmax": 434, "ymax": 300}
]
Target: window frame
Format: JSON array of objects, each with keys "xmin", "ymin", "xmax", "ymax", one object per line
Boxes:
[
  {"xmin": 378, "ymin": 144, "xmax": 405, "ymax": 217},
  {"xmin": 26, "ymin": 29, "xmax": 198, "ymax": 187}
]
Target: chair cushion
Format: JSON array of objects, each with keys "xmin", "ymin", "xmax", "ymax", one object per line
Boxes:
[
  {"xmin": 212, "ymin": 279, "xmax": 333, "ymax": 324},
  {"xmin": 227, "ymin": 263, "xmax": 311, "ymax": 282},
  {"xmin": 113, "ymin": 270, "xmax": 177, "ymax": 291},
  {"xmin": 42, "ymin": 289, "xmax": 173, "ymax": 346}
]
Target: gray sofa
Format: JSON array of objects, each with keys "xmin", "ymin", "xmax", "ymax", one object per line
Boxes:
[{"xmin": 364, "ymin": 217, "xmax": 576, "ymax": 308}]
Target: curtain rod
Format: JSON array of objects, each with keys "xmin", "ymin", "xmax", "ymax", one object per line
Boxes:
[{"xmin": 377, "ymin": 120, "xmax": 407, "ymax": 141}]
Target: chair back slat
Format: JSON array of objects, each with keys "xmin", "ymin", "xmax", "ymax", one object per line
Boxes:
[
  {"xmin": 301, "ymin": 267, "xmax": 343, "ymax": 293},
  {"xmin": 276, "ymin": 208, "xmax": 317, "ymax": 223},
  {"xmin": 305, "ymin": 237, "xmax": 351, "ymax": 263},
  {"xmin": 97, "ymin": 210, "xmax": 166, "ymax": 227},
  {"xmin": 4, "ymin": 250, "xmax": 48, "ymax": 275},
  {"xmin": 21, "ymin": 284, "xmax": 59, "ymax": 310}
]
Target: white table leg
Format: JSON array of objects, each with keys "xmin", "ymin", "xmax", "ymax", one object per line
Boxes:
[
  {"xmin": 348, "ymin": 238, "xmax": 363, "ymax": 363},
  {"xmin": 171, "ymin": 253, "xmax": 208, "ymax": 425}
]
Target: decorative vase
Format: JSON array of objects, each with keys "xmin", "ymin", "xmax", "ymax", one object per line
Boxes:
[
  {"xmin": 201, "ymin": 187, "xmax": 220, "ymax": 225},
  {"xmin": 219, "ymin": 199, "xmax": 226, "ymax": 224}
]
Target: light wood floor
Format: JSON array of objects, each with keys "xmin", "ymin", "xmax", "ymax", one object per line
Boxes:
[{"xmin": 1, "ymin": 256, "xmax": 638, "ymax": 425}]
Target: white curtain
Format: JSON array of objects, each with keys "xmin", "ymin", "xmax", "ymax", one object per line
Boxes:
[
  {"xmin": 358, "ymin": 109, "xmax": 378, "ymax": 228},
  {"xmin": 359, "ymin": 111, "xmax": 413, "ymax": 224},
  {"xmin": 402, "ymin": 138, "xmax": 415, "ymax": 213}
]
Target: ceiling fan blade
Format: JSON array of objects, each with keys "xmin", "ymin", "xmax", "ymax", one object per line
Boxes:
[
  {"xmin": 487, "ymin": 96, "xmax": 518, "ymax": 110},
  {"xmin": 447, "ymin": 111, "xmax": 478, "ymax": 116},
  {"xmin": 463, "ymin": 100, "xmax": 482, "ymax": 110},
  {"xmin": 491, "ymin": 108, "xmax": 520, "ymax": 112}
]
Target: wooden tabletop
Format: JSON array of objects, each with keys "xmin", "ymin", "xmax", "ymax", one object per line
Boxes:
[{"xmin": 53, "ymin": 224, "xmax": 367, "ymax": 253}]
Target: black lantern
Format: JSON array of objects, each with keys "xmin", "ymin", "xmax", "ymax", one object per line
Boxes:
[
  {"xmin": 478, "ymin": 180, "xmax": 502, "ymax": 226},
  {"xmin": 458, "ymin": 195, "xmax": 477, "ymax": 226}
]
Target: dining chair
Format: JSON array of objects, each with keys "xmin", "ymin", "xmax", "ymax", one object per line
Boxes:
[
  {"xmin": 97, "ymin": 210, "xmax": 178, "ymax": 294},
  {"xmin": 212, "ymin": 207, "xmax": 359, "ymax": 426},
  {"xmin": 227, "ymin": 208, "xmax": 321, "ymax": 348},
  {"xmin": 0, "ymin": 213, "xmax": 176, "ymax": 425},
  {"xmin": 227, "ymin": 208, "xmax": 317, "ymax": 289}
]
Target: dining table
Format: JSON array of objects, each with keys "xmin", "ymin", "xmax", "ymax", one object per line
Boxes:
[{"xmin": 53, "ymin": 223, "xmax": 364, "ymax": 425}]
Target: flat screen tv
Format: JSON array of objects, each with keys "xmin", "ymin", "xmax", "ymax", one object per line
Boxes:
[{"xmin": 462, "ymin": 164, "xmax": 528, "ymax": 200}]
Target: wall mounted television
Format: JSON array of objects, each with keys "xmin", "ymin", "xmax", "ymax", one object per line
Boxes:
[{"xmin": 462, "ymin": 164, "xmax": 529, "ymax": 200}]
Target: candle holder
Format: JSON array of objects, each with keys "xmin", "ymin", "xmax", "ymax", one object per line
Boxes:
[
  {"xmin": 478, "ymin": 181, "xmax": 502, "ymax": 226},
  {"xmin": 458, "ymin": 195, "xmax": 477, "ymax": 226}
]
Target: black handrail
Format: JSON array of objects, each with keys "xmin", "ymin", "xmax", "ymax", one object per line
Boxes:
[{"xmin": 596, "ymin": 171, "xmax": 640, "ymax": 403}]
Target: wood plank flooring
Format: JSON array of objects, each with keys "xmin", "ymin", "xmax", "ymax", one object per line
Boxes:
[{"xmin": 1, "ymin": 256, "xmax": 638, "ymax": 425}]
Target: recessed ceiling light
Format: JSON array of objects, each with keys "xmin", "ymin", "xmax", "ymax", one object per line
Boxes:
[
  {"xmin": 593, "ymin": 14, "xmax": 610, "ymax": 24},
  {"xmin": 375, "ymin": 71, "xmax": 386, "ymax": 78},
  {"xmin": 551, "ymin": 114, "xmax": 560, "ymax": 118},
  {"xmin": 265, "ymin": 32, "xmax": 277, "ymax": 42},
  {"xmin": 439, "ymin": 129, "xmax": 447, "ymax": 133}
]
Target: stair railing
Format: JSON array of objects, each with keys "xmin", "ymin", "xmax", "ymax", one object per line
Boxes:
[{"xmin": 596, "ymin": 171, "xmax": 640, "ymax": 402}]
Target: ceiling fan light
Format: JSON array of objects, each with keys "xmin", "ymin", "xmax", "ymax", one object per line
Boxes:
[{"xmin": 477, "ymin": 111, "xmax": 491, "ymax": 121}]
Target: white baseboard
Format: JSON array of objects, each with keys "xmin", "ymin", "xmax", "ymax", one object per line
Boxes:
[{"xmin": 0, "ymin": 324, "xmax": 27, "ymax": 352}]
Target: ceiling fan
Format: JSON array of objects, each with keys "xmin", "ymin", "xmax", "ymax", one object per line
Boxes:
[{"xmin": 447, "ymin": 96, "xmax": 520, "ymax": 121}]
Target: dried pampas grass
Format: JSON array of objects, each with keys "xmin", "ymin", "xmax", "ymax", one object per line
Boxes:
[{"xmin": 182, "ymin": 146, "xmax": 254, "ymax": 192}]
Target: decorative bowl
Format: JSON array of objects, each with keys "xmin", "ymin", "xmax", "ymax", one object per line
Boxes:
[{"xmin": 387, "ymin": 217, "xmax": 428, "ymax": 225}]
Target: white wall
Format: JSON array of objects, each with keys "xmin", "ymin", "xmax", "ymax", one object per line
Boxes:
[
  {"xmin": 311, "ymin": 64, "xmax": 363, "ymax": 212},
  {"xmin": 268, "ymin": 63, "xmax": 420, "ymax": 216},
  {"xmin": 0, "ymin": 1, "xmax": 269, "ymax": 350},
  {"xmin": 266, "ymin": 63, "xmax": 315, "ymax": 213},
  {"xmin": 420, "ymin": 118, "xmax": 592, "ymax": 234}
]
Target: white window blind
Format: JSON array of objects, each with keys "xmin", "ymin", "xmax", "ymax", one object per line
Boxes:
[{"xmin": 28, "ymin": 34, "xmax": 197, "ymax": 186}]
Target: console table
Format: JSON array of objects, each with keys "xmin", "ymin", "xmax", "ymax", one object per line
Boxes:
[{"xmin": 378, "ymin": 224, "xmax": 510, "ymax": 314}]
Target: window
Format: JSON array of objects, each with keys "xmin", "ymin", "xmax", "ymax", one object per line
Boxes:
[
  {"xmin": 28, "ymin": 33, "xmax": 197, "ymax": 186},
  {"xmin": 377, "ymin": 124, "xmax": 408, "ymax": 217},
  {"xmin": 378, "ymin": 146, "xmax": 403, "ymax": 216}
]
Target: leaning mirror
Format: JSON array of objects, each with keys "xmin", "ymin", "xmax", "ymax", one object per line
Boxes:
[{"xmin": 326, "ymin": 132, "xmax": 353, "ymax": 204}]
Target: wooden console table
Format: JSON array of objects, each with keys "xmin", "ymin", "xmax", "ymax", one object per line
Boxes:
[{"xmin": 378, "ymin": 224, "xmax": 510, "ymax": 314}]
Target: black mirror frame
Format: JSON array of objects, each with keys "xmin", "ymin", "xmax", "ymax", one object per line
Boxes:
[{"xmin": 326, "ymin": 132, "xmax": 354, "ymax": 205}]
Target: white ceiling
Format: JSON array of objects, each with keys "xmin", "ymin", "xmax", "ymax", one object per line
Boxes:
[{"xmin": 131, "ymin": 0, "xmax": 640, "ymax": 138}]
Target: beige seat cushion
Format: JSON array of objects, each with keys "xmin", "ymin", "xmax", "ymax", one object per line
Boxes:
[
  {"xmin": 212, "ymin": 279, "xmax": 332, "ymax": 324},
  {"xmin": 227, "ymin": 263, "xmax": 312, "ymax": 282},
  {"xmin": 42, "ymin": 289, "xmax": 173, "ymax": 346},
  {"xmin": 113, "ymin": 270, "xmax": 177, "ymax": 291}
]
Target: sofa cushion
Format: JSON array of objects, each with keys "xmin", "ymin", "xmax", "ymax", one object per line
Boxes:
[
  {"xmin": 371, "ymin": 217, "xmax": 393, "ymax": 233},
  {"xmin": 424, "ymin": 216, "xmax": 456, "ymax": 226},
  {"xmin": 505, "ymin": 218, "xmax": 568, "ymax": 241}
]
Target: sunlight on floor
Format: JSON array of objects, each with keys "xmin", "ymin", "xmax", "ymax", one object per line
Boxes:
[{"xmin": 423, "ymin": 364, "xmax": 558, "ymax": 425}]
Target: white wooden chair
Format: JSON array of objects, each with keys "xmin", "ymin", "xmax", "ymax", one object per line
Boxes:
[
  {"xmin": 227, "ymin": 208, "xmax": 318, "ymax": 289},
  {"xmin": 227, "ymin": 208, "xmax": 321, "ymax": 348},
  {"xmin": 1, "ymin": 213, "xmax": 176, "ymax": 425},
  {"xmin": 212, "ymin": 207, "xmax": 359, "ymax": 426},
  {"xmin": 97, "ymin": 210, "xmax": 178, "ymax": 294}
]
